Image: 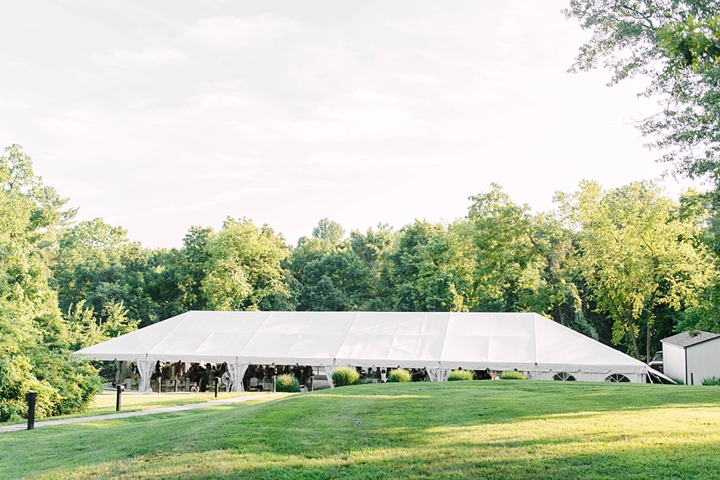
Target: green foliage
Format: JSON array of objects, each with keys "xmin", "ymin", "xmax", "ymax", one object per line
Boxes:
[
  {"xmin": 202, "ymin": 217, "xmax": 294, "ymax": 311},
  {"xmin": 464, "ymin": 185, "xmax": 544, "ymax": 312},
  {"xmin": 30, "ymin": 349, "xmax": 102, "ymax": 416},
  {"xmin": 382, "ymin": 220, "xmax": 470, "ymax": 312},
  {"xmin": 39, "ymin": 177, "xmax": 717, "ymax": 368},
  {"xmin": 0, "ymin": 145, "xmax": 100, "ymax": 420},
  {"xmin": 387, "ymin": 368, "xmax": 412, "ymax": 383},
  {"xmin": 702, "ymin": 376, "xmax": 720, "ymax": 386},
  {"xmin": 275, "ymin": 374, "xmax": 300, "ymax": 393},
  {"xmin": 0, "ymin": 354, "xmax": 58, "ymax": 421},
  {"xmin": 1, "ymin": 140, "xmax": 719, "ymax": 422},
  {"xmin": 299, "ymin": 250, "xmax": 369, "ymax": 311},
  {"xmin": 332, "ymin": 366, "xmax": 360, "ymax": 387},
  {"xmin": 499, "ymin": 371, "xmax": 526, "ymax": 380},
  {"xmin": 287, "ymin": 218, "xmax": 374, "ymax": 311},
  {"xmin": 66, "ymin": 300, "xmax": 138, "ymax": 350},
  {"xmin": 556, "ymin": 181, "xmax": 716, "ymax": 359},
  {"xmin": 448, "ymin": 370, "xmax": 474, "ymax": 381},
  {"xmin": 658, "ymin": 15, "xmax": 720, "ymax": 72},
  {"xmin": 565, "ymin": 2, "xmax": 720, "ymax": 194},
  {"xmin": 459, "ymin": 184, "xmax": 588, "ymax": 333},
  {"xmin": 312, "ymin": 218, "xmax": 345, "ymax": 244},
  {"xmin": 51, "ymin": 218, "xmax": 183, "ymax": 329},
  {"xmin": 173, "ymin": 226, "xmax": 214, "ymax": 312}
]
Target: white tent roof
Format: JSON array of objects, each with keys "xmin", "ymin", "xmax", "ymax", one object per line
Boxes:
[{"xmin": 75, "ymin": 311, "xmax": 650, "ymax": 376}]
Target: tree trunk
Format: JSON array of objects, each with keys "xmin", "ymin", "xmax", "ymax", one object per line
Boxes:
[
  {"xmin": 556, "ymin": 304, "xmax": 565, "ymax": 326},
  {"xmin": 626, "ymin": 312, "xmax": 641, "ymax": 360},
  {"xmin": 645, "ymin": 289, "xmax": 657, "ymax": 364}
]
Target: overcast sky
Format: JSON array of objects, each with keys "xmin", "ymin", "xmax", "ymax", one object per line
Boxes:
[{"xmin": 0, "ymin": 1, "xmax": 694, "ymax": 248}]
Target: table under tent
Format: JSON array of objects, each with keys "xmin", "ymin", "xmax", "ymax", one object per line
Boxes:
[{"xmin": 74, "ymin": 311, "xmax": 668, "ymax": 392}]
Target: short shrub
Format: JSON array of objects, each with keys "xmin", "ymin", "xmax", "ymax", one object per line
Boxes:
[
  {"xmin": 275, "ymin": 374, "xmax": 300, "ymax": 392},
  {"xmin": 499, "ymin": 370, "xmax": 526, "ymax": 380},
  {"xmin": 0, "ymin": 350, "xmax": 102, "ymax": 421},
  {"xmin": 702, "ymin": 376, "xmax": 720, "ymax": 386},
  {"xmin": 388, "ymin": 368, "xmax": 412, "ymax": 383},
  {"xmin": 332, "ymin": 366, "xmax": 360, "ymax": 387},
  {"xmin": 448, "ymin": 370, "xmax": 474, "ymax": 381},
  {"xmin": 669, "ymin": 377, "xmax": 684, "ymax": 385}
]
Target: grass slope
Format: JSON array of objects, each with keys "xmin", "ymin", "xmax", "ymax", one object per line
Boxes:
[
  {"xmin": 2, "ymin": 381, "xmax": 720, "ymax": 479},
  {"xmin": 0, "ymin": 391, "xmax": 256, "ymax": 426}
]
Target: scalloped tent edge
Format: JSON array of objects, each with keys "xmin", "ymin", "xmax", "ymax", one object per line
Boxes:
[{"xmin": 74, "ymin": 311, "xmax": 669, "ymax": 391}]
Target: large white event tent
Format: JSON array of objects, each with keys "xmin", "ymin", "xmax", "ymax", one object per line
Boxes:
[{"xmin": 74, "ymin": 311, "xmax": 658, "ymax": 391}]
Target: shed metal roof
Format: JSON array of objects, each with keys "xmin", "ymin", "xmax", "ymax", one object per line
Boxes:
[{"xmin": 661, "ymin": 330, "xmax": 720, "ymax": 349}]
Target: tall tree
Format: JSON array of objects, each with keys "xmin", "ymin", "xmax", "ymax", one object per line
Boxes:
[
  {"xmin": 462, "ymin": 185, "xmax": 547, "ymax": 313},
  {"xmin": 287, "ymin": 219, "xmax": 345, "ymax": 277},
  {"xmin": 52, "ymin": 218, "xmax": 131, "ymax": 312},
  {"xmin": 177, "ymin": 226, "xmax": 214, "ymax": 311},
  {"xmin": 557, "ymin": 180, "xmax": 716, "ymax": 359},
  {"xmin": 381, "ymin": 220, "xmax": 471, "ymax": 312},
  {"xmin": 0, "ymin": 145, "xmax": 100, "ymax": 421},
  {"xmin": 299, "ymin": 250, "xmax": 369, "ymax": 311},
  {"xmin": 201, "ymin": 217, "xmax": 294, "ymax": 311},
  {"xmin": 287, "ymin": 218, "xmax": 362, "ymax": 311},
  {"xmin": 565, "ymin": 1, "xmax": 720, "ymax": 187},
  {"xmin": 52, "ymin": 218, "xmax": 160, "ymax": 328}
]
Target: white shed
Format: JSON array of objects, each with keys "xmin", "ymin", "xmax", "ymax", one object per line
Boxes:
[{"xmin": 661, "ymin": 331, "xmax": 720, "ymax": 385}]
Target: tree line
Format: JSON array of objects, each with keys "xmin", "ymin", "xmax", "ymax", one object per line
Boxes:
[
  {"xmin": 5, "ymin": 0, "xmax": 720, "ymax": 422},
  {"xmin": 2, "ymin": 143, "xmax": 719, "ymax": 419}
]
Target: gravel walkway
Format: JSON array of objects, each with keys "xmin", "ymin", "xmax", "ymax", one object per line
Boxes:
[{"xmin": 0, "ymin": 392, "xmax": 281, "ymax": 433}]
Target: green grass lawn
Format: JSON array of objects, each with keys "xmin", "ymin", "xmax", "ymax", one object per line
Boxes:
[
  {"xmin": 2, "ymin": 381, "xmax": 720, "ymax": 479},
  {"xmin": 0, "ymin": 391, "xmax": 259, "ymax": 426}
]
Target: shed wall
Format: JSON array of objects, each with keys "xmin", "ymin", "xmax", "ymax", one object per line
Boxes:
[
  {"xmin": 662, "ymin": 343, "xmax": 686, "ymax": 384},
  {"xmin": 686, "ymin": 339, "xmax": 720, "ymax": 385}
]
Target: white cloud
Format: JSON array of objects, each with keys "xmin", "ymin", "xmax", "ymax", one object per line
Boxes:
[
  {"xmin": 148, "ymin": 185, "xmax": 304, "ymax": 214},
  {"xmin": 0, "ymin": 0, "xmax": 701, "ymax": 249},
  {"xmin": 185, "ymin": 15, "xmax": 298, "ymax": 48},
  {"xmin": 92, "ymin": 47, "xmax": 189, "ymax": 68},
  {"xmin": 193, "ymin": 91, "xmax": 248, "ymax": 108},
  {"xmin": 0, "ymin": 127, "xmax": 14, "ymax": 147},
  {"xmin": 307, "ymin": 152, "xmax": 432, "ymax": 175},
  {"xmin": 260, "ymin": 88, "xmax": 428, "ymax": 143},
  {"xmin": 383, "ymin": 73, "xmax": 442, "ymax": 84}
]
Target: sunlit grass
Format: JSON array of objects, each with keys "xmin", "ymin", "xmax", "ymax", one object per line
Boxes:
[
  {"xmin": 3, "ymin": 381, "xmax": 720, "ymax": 479},
  {"xmin": 87, "ymin": 390, "xmax": 256, "ymax": 414},
  {"xmin": 0, "ymin": 391, "xmax": 259, "ymax": 425}
]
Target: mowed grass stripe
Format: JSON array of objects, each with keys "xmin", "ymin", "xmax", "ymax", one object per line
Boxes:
[
  {"xmin": 0, "ymin": 391, "xmax": 266, "ymax": 426},
  {"xmin": 2, "ymin": 382, "xmax": 720, "ymax": 479}
]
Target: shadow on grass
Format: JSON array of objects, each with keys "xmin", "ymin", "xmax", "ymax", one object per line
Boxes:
[
  {"xmin": 2, "ymin": 382, "xmax": 720, "ymax": 479},
  {"xmin": 23, "ymin": 433, "xmax": 720, "ymax": 479}
]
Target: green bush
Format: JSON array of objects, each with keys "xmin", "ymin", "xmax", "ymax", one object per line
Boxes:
[
  {"xmin": 702, "ymin": 376, "xmax": 720, "ymax": 386},
  {"xmin": 332, "ymin": 366, "xmax": 360, "ymax": 387},
  {"xmin": 499, "ymin": 370, "xmax": 526, "ymax": 380},
  {"xmin": 275, "ymin": 374, "xmax": 300, "ymax": 392},
  {"xmin": 448, "ymin": 370, "xmax": 474, "ymax": 381},
  {"xmin": 388, "ymin": 368, "xmax": 412, "ymax": 383},
  {"xmin": 0, "ymin": 348, "xmax": 102, "ymax": 422},
  {"xmin": 0, "ymin": 355, "xmax": 58, "ymax": 422},
  {"xmin": 32, "ymin": 350, "xmax": 102, "ymax": 416}
]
